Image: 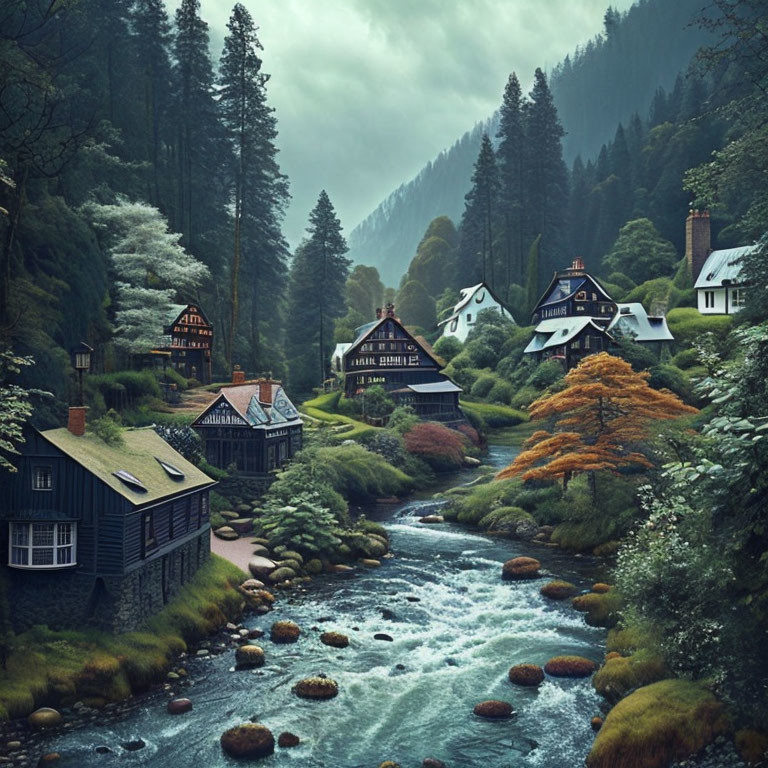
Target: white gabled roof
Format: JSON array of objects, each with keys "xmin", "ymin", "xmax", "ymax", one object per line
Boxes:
[
  {"xmin": 438, "ymin": 282, "xmax": 514, "ymax": 327},
  {"xmin": 694, "ymin": 245, "xmax": 755, "ymax": 289},
  {"xmin": 608, "ymin": 303, "xmax": 674, "ymax": 342},
  {"xmin": 406, "ymin": 381, "xmax": 462, "ymax": 394},
  {"xmin": 524, "ymin": 317, "xmax": 608, "ymax": 354}
]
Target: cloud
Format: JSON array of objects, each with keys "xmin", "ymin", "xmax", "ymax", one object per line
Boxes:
[{"xmin": 183, "ymin": 0, "xmax": 635, "ymax": 246}]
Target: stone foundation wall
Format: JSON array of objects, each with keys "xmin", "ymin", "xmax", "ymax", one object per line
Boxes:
[{"xmin": 5, "ymin": 529, "xmax": 211, "ymax": 634}]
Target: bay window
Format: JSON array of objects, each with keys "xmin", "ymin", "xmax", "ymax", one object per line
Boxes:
[{"xmin": 9, "ymin": 522, "xmax": 76, "ymax": 569}]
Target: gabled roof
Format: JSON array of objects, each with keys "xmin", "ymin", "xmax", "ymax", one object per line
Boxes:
[
  {"xmin": 194, "ymin": 382, "xmax": 302, "ymax": 430},
  {"xmin": 346, "ymin": 316, "xmax": 443, "ymax": 369},
  {"xmin": 406, "ymin": 381, "xmax": 462, "ymax": 394},
  {"xmin": 608, "ymin": 303, "xmax": 674, "ymax": 342},
  {"xmin": 41, "ymin": 427, "xmax": 215, "ymax": 506},
  {"xmin": 165, "ymin": 302, "xmax": 213, "ymax": 329},
  {"xmin": 438, "ymin": 282, "xmax": 514, "ymax": 326},
  {"xmin": 524, "ymin": 317, "xmax": 611, "ymax": 354},
  {"xmin": 694, "ymin": 245, "xmax": 755, "ymax": 289},
  {"xmin": 533, "ymin": 271, "xmax": 613, "ymax": 314}
]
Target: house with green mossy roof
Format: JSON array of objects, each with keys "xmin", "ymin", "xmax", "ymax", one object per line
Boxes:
[{"xmin": 0, "ymin": 409, "xmax": 216, "ymax": 634}]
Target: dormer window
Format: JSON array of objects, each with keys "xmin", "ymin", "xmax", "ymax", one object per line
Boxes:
[
  {"xmin": 33, "ymin": 466, "xmax": 52, "ymax": 491},
  {"xmin": 113, "ymin": 470, "xmax": 147, "ymax": 493},
  {"xmin": 155, "ymin": 457, "xmax": 185, "ymax": 481}
]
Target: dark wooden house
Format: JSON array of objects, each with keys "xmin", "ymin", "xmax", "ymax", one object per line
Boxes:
[
  {"xmin": 342, "ymin": 306, "xmax": 463, "ymax": 423},
  {"xmin": 157, "ymin": 303, "xmax": 213, "ymax": 384},
  {"xmin": 0, "ymin": 409, "xmax": 215, "ymax": 633},
  {"xmin": 192, "ymin": 377, "xmax": 303, "ymax": 478}
]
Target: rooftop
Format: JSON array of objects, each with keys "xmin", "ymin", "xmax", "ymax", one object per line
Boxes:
[{"xmin": 694, "ymin": 245, "xmax": 755, "ymax": 289}]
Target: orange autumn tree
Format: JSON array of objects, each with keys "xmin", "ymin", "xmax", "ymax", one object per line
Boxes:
[{"xmin": 498, "ymin": 353, "xmax": 697, "ymax": 495}]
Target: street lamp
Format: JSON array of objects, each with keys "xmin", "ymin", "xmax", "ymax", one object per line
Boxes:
[{"xmin": 72, "ymin": 342, "xmax": 93, "ymax": 407}]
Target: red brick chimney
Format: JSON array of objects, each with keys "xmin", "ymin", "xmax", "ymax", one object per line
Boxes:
[
  {"xmin": 259, "ymin": 379, "xmax": 273, "ymax": 405},
  {"xmin": 571, "ymin": 257, "xmax": 585, "ymax": 271},
  {"xmin": 67, "ymin": 407, "xmax": 86, "ymax": 436},
  {"xmin": 232, "ymin": 365, "xmax": 245, "ymax": 385},
  {"xmin": 686, "ymin": 209, "xmax": 711, "ymax": 281}
]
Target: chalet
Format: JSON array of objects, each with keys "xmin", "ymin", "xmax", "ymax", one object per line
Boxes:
[
  {"xmin": 0, "ymin": 407, "xmax": 215, "ymax": 634},
  {"xmin": 438, "ymin": 282, "xmax": 515, "ymax": 343},
  {"xmin": 156, "ymin": 303, "xmax": 214, "ymax": 383},
  {"xmin": 687, "ymin": 209, "xmax": 757, "ymax": 315},
  {"xmin": 343, "ymin": 305, "xmax": 463, "ymax": 423},
  {"xmin": 192, "ymin": 373, "xmax": 303, "ymax": 479}
]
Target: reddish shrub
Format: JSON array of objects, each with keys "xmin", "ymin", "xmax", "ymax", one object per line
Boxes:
[
  {"xmin": 457, "ymin": 423, "xmax": 481, "ymax": 447},
  {"xmin": 403, "ymin": 422, "xmax": 466, "ymax": 470}
]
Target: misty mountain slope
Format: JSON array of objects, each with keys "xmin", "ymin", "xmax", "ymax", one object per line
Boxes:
[{"xmin": 348, "ymin": 0, "xmax": 712, "ymax": 287}]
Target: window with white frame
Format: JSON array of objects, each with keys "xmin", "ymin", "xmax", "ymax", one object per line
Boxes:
[
  {"xmin": 32, "ymin": 466, "xmax": 52, "ymax": 491},
  {"xmin": 732, "ymin": 288, "xmax": 746, "ymax": 308},
  {"xmin": 9, "ymin": 522, "xmax": 76, "ymax": 568},
  {"xmin": 704, "ymin": 290, "xmax": 715, "ymax": 309}
]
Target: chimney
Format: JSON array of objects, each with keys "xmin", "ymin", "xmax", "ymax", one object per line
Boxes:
[
  {"xmin": 258, "ymin": 378, "xmax": 273, "ymax": 405},
  {"xmin": 686, "ymin": 209, "xmax": 711, "ymax": 281},
  {"xmin": 67, "ymin": 406, "xmax": 86, "ymax": 437},
  {"xmin": 375, "ymin": 307, "xmax": 382, "ymax": 320},
  {"xmin": 571, "ymin": 257, "xmax": 585, "ymax": 271},
  {"xmin": 232, "ymin": 365, "xmax": 245, "ymax": 385},
  {"xmin": 385, "ymin": 303, "xmax": 396, "ymax": 318}
]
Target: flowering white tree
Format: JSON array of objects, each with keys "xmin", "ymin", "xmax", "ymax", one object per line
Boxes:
[{"xmin": 84, "ymin": 200, "xmax": 210, "ymax": 353}]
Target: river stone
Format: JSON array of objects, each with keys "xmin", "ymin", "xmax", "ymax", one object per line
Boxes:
[
  {"xmin": 229, "ymin": 518, "xmax": 254, "ymax": 534},
  {"xmin": 380, "ymin": 763, "xmax": 401, "ymax": 768},
  {"xmin": 220, "ymin": 724, "xmax": 275, "ymax": 759},
  {"xmin": 214, "ymin": 526, "xmax": 239, "ymax": 540},
  {"xmin": 220, "ymin": 510, "xmax": 239, "ymax": 520},
  {"xmin": 304, "ymin": 558, "xmax": 323, "ymax": 575},
  {"xmin": 473, "ymin": 700, "xmax": 514, "ymax": 719},
  {"xmin": 374, "ymin": 633, "xmax": 394, "ymax": 642},
  {"xmin": 422, "ymin": 760, "xmax": 447, "ymax": 768},
  {"xmin": 592, "ymin": 582, "xmax": 612, "ymax": 593},
  {"xmin": 277, "ymin": 732, "xmax": 300, "ymax": 748},
  {"xmin": 508, "ymin": 664, "xmax": 545, "ymax": 687},
  {"xmin": 463, "ymin": 456, "xmax": 481, "ymax": 466},
  {"xmin": 241, "ymin": 578, "xmax": 265, "ymax": 590},
  {"xmin": 540, "ymin": 580, "xmax": 578, "ymax": 600},
  {"xmin": 501, "ymin": 556, "xmax": 541, "ymax": 580},
  {"xmin": 360, "ymin": 558, "xmax": 381, "ymax": 567},
  {"xmin": 293, "ymin": 676, "xmax": 338, "ymax": 700},
  {"xmin": 281, "ymin": 551, "xmax": 304, "ymax": 565},
  {"xmin": 28, "ymin": 708, "xmax": 62, "ymax": 729},
  {"xmin": 330, "ymin": 564, "xmax": 354, "ymax": 573},
  {"xmin": 167, "ymin": 698, "xmax": 193, "ymax": 715},
  {"xmin": 591, "ymin": 716, "xmax": 604, "ymax": 731},
  {"xmin": 122, "ymin": 739, "xmax": 146, "ymax": 751},
  {"xmin": 37, "ymin": 754, "xmax": 61, "ymax": 765},
  {"xmin": 276, "ymin": 559, "xmax": 302, "ymax": 572},
  {"xmin": 252, "ymin": 538, "xmax": 270, "ymax": 546},
  {"xmin": 235, "ymin": 645, "xmax": 265, "ymax": 667},
  {"xmin": 248, "ymin": 556, "xmax": 277, "ymax": 578},
  {"xmin": 269, "ymin": 566, "xmax": 296, "ymax": 583},
  {"xmin": 365, "ymin": 536, "xmax": 389, "ymax": 556},
  {"xmin": 271, "ymin": 620, "xmax": 301, "ymax": 643},
  {"xmin": 419, "ymin": 515, "xmax": 444, "ymax": 524},
  {"xmin": 248, "ymin": 628, "xmax": 265, "ymax": 640},
  {"xmin": 6, "ymin": 742, "xmax": 21, "ymax": 750},
  {"xmin": 252, "ymin": 545, "xmax": 270, "ymax": 557},
  {"xmin": 320, "ymin": 631, "xmax": 349, "ymax": 648},
  {"xmin": 544, "ymin": 655, "xmax": 598, "ymax": 678}
]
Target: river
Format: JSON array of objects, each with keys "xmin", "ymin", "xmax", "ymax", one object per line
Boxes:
[{"xmin": 43, "ymin": 443, "xmax": 606, "ymax": 767}]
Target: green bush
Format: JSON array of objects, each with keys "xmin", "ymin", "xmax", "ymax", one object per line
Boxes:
[
  {"xmin": 527, "ymin": 360, "xmax": 564, "ymax": 389},
  {"xmin": 386, "ymin": 406, "xmax": 419, "ymax": 435},
  {"xmin": 671, "ymin": 347, "xmax": 700, "ymax": 369},
  {"xmin": 460, "ymin": 401, "xmax": 527, "ymax": 428},
  {"xmin": 478, "ymin": 506, "xmax": 534, "ymax": 531},
  {"xmin": 510, "ymin": 385, "xmax": 540, "ymax": 409},
  {"xmin": 666, "ymin": 307, "xmax": 734, "ymax": 347},
  {"xmin": 433, "ymin": 335, "xmax": 462, "ymax": 362},
  {"xmin": 465, "ymin": 340, "xmax": 498, "ymax": 368},
  {"xmin": 648, "ymin": 364, "xmax": 692, "ymax": 402},
  {"xmin": 470, "ymin": 374, "xmax": 496, "ymax": 399},
  {"xmin": 487, "ymin": 380, "xmax": 514, "ymax": 405},
  {"xmin": 258, "ymin": 492, "xmax": 341, "ymax": 555}
]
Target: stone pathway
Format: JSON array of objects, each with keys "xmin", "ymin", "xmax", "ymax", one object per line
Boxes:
[{"xmin": 210, "ymin": 531, "xmax": 255, "ymax": 574}]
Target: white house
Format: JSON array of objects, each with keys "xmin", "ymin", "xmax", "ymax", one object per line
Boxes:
[
  {"xmin": 694, "ymin": 245, "xmax": 753, "ymax": 315},
  {"xmin": 438, "ymin": 282, "xmax": 514, "ymax": 343}
]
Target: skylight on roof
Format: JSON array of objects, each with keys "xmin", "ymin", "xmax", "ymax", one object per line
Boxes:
[
  {"xmin": 113, "ymin": 470, "xmax": 147, "ymax": 492},
  {"xmin": 155, "ymin": 457, "xmax": 185, "ymax": 480}
]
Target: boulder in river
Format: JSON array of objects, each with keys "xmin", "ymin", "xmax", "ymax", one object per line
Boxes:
[
  {"xmin": 364, "ymin": 536, "xmax": 389, "ymax": 557},
  {"xmin": 329, "ymin": 564, "xmax": 354, "ymax": 573},
  {"xmin": 591, "ymin": 717, "xmax": 603, "ymax": 731},
  {"xmin": 360, "ymin": 558, "xmax": 381, "ymax": 567},
  {"xmin": 122, "ymin": 739, "xmax": 146, "ymax": 751},
  {"xmin": 379, "ymin": 763, "xmax": 401, "ymax": 768},
  {"xmin": 304, "ymin": 558, "xmax": 323, "ymax": 575},
  {"xmin": 591, "ymin": 582, "xmax": 612, "ymax": 594},
  {"xmin": 220, "ymin": 724, "xmax": 275, "ymax": 759},
  {"xmin": 248, "ymin": 556, "xmax": 277, "ymax": 578},
  {"xmin": 501, "ymin": 556, "xmax": 541, "ymax": 580},
  {"xmin": 278, "ymin": 732, "xmax": 300, "ymax": 748},
  {"xmin": 544, "ymin": 655, "xmax": 598, "ymax": 678},
  {"xmin": 320, "ymin": 631, "xmax": 349, "ymax": 648},
  {"xmin": 37, "ymin": 754, "xmax": 61, "ymax": 765},
  {"xmin": 473, "ymin": 700, "xmax": 514, "ymax": 719},
  {"xmin": 240, "ymin": 578, "xmax": 265, "ymax": 590},
  {"xmin": 374, "ymin": 633, "xmax": 393, "ymax": 642},
  {"xmin": 214, "ymin": 526, "xmax": 239, "ymax": 540},
  {"xmin": 167, "ymin": 698, "xmax": 193, "ymax": 715},
  {"xmin": 422, "ymin": 760, "xmax": 447, "ymax": 768},
  {"xmin": 419, "ymin": 515, "xmax": 444, "ymax": 524},
  {"xmin": 508, "ymin": 663, "xmax": 545, "ymax": 687},
  {"xmin": 270, "ymin": 620, "xmax": 301, "ymax": 643},
  {"xmin": 540, "ymin": 580, "xmax": 578, "ymax": 600},
  {"xmin": 293, "ymin": 676, "xmax": 339, "ymax": 700},
  {"xmin": 281, "ymin": 550, "xmax": 304, "ymax": 565},
  {"xmin": 28, "ymin": 708, "xmax": 62, "ymax": 728},
  {"xmin": 235, "ymin": 645, "xmax": 265, "ymax": 667}
]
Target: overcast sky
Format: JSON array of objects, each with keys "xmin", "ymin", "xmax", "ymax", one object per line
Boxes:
[{"xmin": 184, "ymin": 0, "xmax": 636, "ymax": 247}]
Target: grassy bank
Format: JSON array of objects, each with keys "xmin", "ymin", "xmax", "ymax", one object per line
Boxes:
[
  {"xmin": 0, "ymin": 555, "xmax": 245, "ymax": 721},
  {"xmin": 300, "ymin": 392, "xmax": 379, "ymax": 441}
]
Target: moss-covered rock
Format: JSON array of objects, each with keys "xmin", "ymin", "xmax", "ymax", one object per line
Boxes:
[
  {"xmin": 473, "ymin": 700, "xmax": 514, "ymax": 719},
  {"xmin": 281, "ymin": 551, "xmax": 304, "ymax": 565},
  {"xmin": 593, "ymin": 650, "xmax": 668, "ymax": 703},
  {"xmin": 501, "ymin": 556, "xmax": 541, "ymax": 580},
  {"xmin": 28, "ymin": 708, "xmax": 62, "ymax": 728},
  {"xmin": 540, "ymin": 580, "xmax": 578, "ymax": 600},
  {"xmin": 735, "ymin": 728, "xmax": 768, "ymax": 765},
  {"xmin": 293, "ymin": 676, "xmax": 338, "ymax": 700},
  {"xmin": 571, "ymin": 590, "xmax": 622, "ymax": 628},
  {"xmin": 508, "ymin": 664, "xmax": 545, "ymax": 687},
  {"xmin": 220, "ymin": 723, "xmax": 275, "ymax": 759},
  {"xmin": 586, "ymin": 680, "xmax": 730, "ymax": 768},
  {"xmin": 304, "ymin": 558, "xmax": 323, "ymax": 575},
  {"xmin": 544, "ymin": 656, "xmax": 598, "ymax": 678},
  {"xmin": 235, "ymin": 645, "xmax": 265, "ymax": 668},
  {"xmin": 278, "ymin": 731, "xmax": 300, "ymax": 748},
  {"xmin": 320, "ymin": 632, "xmax": 349, "ymax": 649},
  {"xmin": 268, "ymin": 567, "xmax": 297, "ymax": 584},
  {"xmin": 270, "ymin": 621, "xmax": 301, "ymax": 644},
  {"xmin": 591, "ymin": 583, "xmax": 612, "ymax": 594}
]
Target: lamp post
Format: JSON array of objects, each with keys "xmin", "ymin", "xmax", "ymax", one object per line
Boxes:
[{"xmin": 72, "ymin": 342, "xmax": 93, "ymax": 407}]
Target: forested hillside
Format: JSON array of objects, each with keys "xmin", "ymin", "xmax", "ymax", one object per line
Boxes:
[{"xmin": 347, "ymin": 0, "xmax": 712, "ymax": 287}]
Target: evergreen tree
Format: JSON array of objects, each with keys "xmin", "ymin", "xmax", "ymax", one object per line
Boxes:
[
  {"xmin": 496, "ymin": 73, "xmax": 525, "ymax": 294},
  {"xmin": 396, "ymin": 280, "xmax": 436, "ymax": 331},
  {"xmin": 523, "ymin": 69, "xmax": 569, "ymax": 280},
  {"xmin": 525, "ymin": 234, "xmax": 542, "ymax": 316},
  {"xmin": 286, "ymin": 192, "xmax": 349, "ymax": 391},
  {"xmin": 456, "ymin": 134, "xmax": 498, "ymax": 289}
]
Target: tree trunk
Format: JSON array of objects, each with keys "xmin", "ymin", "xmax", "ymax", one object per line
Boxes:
[{"xmin": 0, "ymin": 165, "xmax": 28, "ymax": 335}]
